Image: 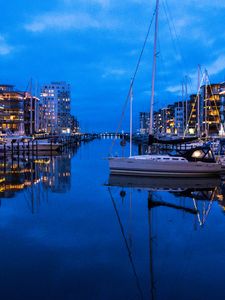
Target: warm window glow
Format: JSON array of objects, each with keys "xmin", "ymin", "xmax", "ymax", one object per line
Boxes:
[{"xmin": 192, "ymin": 150, "xmax": 203, "ymax": 158}]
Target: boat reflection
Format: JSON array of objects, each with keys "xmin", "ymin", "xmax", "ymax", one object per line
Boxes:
[
  {"xmin": 108, "ymin": 174, "xmax": 221, "ymax": 192},
  {"xmin": 108, "ymin": 174, "xmax": 224, "ymax": 225},
  {"xmin": 107, "ymin": 175, "xmax": 224, "ymax": 299}
]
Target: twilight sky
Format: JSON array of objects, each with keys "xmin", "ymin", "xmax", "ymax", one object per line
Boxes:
[{"xmin": 0, "ymin": 0, "xmax": 225, "ymax": 132}]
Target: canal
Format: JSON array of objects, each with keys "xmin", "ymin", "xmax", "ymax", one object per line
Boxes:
[{"xmin": 0, "ymin": 139, "xmax": 225, "ymax": 300}]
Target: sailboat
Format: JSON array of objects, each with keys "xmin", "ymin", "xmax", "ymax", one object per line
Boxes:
[{"xmin": 108, "ymin": 0, "xmax": 221, "ymax": 177}]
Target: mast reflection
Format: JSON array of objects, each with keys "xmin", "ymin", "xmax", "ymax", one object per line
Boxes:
[
  {"xmin": 108, "ymin": 174, "xmax": 223, "ymax": 222},
  {"xmin": 107, "ymin": 174, "xmax": 224, "ymax": 299}
]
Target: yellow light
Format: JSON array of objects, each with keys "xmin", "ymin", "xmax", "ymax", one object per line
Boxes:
[{"xmin": 192, "ymin": 150, "xmax": 202, "ymax": 158}]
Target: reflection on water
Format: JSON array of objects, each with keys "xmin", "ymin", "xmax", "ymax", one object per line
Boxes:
[
  {"xmin": 107, "ymin": 174, "xmax": 225, "ymax": 299},
  {"xmin": 1, "ymin": 140, "xmax": 225, "ymax": 299},
  {"xmin": 108, "ymin": 173, "xmax": 225, "ymax": 219},
  {"xmin": 0, "ymin": 146, "xmax": 78, "ymax": 212}
]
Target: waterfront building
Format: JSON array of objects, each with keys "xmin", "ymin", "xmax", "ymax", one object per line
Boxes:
[
  {"xmin": 70, "ymin": 115, "xmax": 80, "ymax": 134},
  {"xmin": 219, "ymin": 82, "xmax": 225, "ymax": 135},
  {"xmin": 0, "ymin": 84, "xmax": 39, "ymax": 135},
  {"xmin": 186, "ymin": 94, "xmax": 198, "ymax": 135},
  {"xmin": 174, "ymin": 101, "xmax": 184, "ymax": 136},
  {"xmin": 200, "ymin": 83, "xmax": 221, "ymax": 136},
  {"xmin": 40, "ymin": 81, "xmax": 71, "ymax": 135},
  {"xmin": 167, "ymin": 104, "xmax": 176, "ymax": 134},
  {"xmin": 0, "ymin": 84, "xmax": 24, "ymax": 134},
  {"xmin": 24, "ymin": 93, "xmax": 40, "ymax": 136},
  {"xmin": 153, "ymin": 110, "xmax": 162, "ymax": 135},
  {"xmin": 140, "ymin": 112, "xmax": 150, "ymax": 134},
  {"xmin": 158, "ymin": 105, "xmax": 175, "ymax": 135},
  {"xmin": 139, "ymin": 82, "xmax": 224, "ymax": 138}
]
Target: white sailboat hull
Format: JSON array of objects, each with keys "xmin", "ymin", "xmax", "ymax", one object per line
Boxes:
[{"xmin": 109, "ymin": 156, "xmax": 221, "ymax": 177}]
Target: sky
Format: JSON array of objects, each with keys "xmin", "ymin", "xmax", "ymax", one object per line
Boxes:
[{"xmin": 0, "ymin": 0, "xmax": 225, "ymax": 132}]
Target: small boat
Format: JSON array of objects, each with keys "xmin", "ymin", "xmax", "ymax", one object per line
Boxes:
[
  {"xmin": 0, "ymin": 136, "xmax": 62, "ymax": 152},
  {"xmin": 109, "ymin": 146, "xmax": 222, "ymax": 177}
]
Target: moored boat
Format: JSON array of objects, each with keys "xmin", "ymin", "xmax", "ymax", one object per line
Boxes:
[
  {"xmin": 109, "ymin": 146, "xmax": 222, "ymax": 177},
  {"xmin": 0, "ymin": 136, "xmax": 62, "ymax": 152}
]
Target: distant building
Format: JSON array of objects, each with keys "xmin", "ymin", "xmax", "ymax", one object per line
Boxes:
[
  {"xmin": 24, "ymin": 92, "xmax": 40, "ymax": 136},
  {"xmin": 0, "ymin": 84, "xmax": 39, "ymax": 135},
  {"xmin": 158, "ymin": 106, "xmax": 175, "ymax": 135},
  {"xmin": 0, "ymin": 84, "xmax": 24, "ymax": 134},
  {"xmin": 186, "ymin": 94, "xmax": 198, "ymax": 135},
  {"xmin": 139, "ymin": 82, "xmax": 225, "ymax": 137},
  {"xmin": 174, "ymin": 101, "xmax": 184, "ymax": 136},
  {"xmin": 219, "ymin": 82, "xmax": 225, "ymax": 134},
  {"xmin": 70, "ymin": 115, "xmax": 80, "ymax": 134},
  {"xmin": 40, "ymin": 81, "xmax": 71, "ymax": 134},
  {"xmin": 140, "ymin": 112, "xmax": 150, "ymax": 134},
  {"xmin": 200, "ymin": 83, "xmax": 221, "ymax": 136},
  {"xmin": 153, "ymin": 110, "xmax": 162, "ymax": 135},
  {"xmin": 167, "ymin": 104, "xmax": 176, "ymax": 134}
]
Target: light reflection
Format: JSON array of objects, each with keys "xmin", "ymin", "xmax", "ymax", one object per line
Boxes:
[{"xmin": 0, "ymin": 145, "xmax": 79, "ymax": 212}]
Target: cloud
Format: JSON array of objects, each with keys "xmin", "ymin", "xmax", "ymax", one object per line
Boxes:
[
  {"xmin": 206, "ymin": 55, "xmax": 225, "ymax": 76},
  {"xmin": 25, "ymin": 12, "xmax": 100, "ymax": 32},
  {"xmin": 24, "ymin": 11, "xmax": 117, "ymax": 33},
  {"xmin": 189, "ymin": 0, "xmax": 225, "ymax": 8},
  {"xmin": 166, "ymin": 84, "xmax": 182, "ymax": 93},
  {"xmin": 102, "ymin": 68, "xmax": 127, "ymax": 78},
  {"xmin": 0, "ymin": 35, "xmax": 13, "ymax": 55},
  {"xmin": 62, "ymin": 0, "xmax": 110, "ymax": 8},
  {"xmin": 87, "ymin": 0, "xmax": 110, "ymax": 8}
]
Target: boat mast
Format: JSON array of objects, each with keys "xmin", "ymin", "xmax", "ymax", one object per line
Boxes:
[
  {"xmin": 204, "ymin": 71, "xmax": 208, "ymax": 137},
  {"xmin": 182, "ymin": 82, "xmax": 184, "ymax": 136},
  {"xmin": 197, "ymin": 65, "xmax": 201, "ymax": 137},
  {"xmin": 185, "ymin": 76, "xmax": 188, "ymax": 135},
  {"xmin": 149, "ymin": 0, "xmax": 159, "ymax": 135},
  {"xmin": 30, "ymin": 78, "xmax": 33, "ymax": 136},
  {"xmin": 130, "ymin": 82, "xmax": 133, "ymax": 157}
]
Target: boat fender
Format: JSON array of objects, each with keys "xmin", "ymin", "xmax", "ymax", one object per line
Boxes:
[{"xmin": 120, "ymin": 190, "xmax": 126, "ymax": 198}]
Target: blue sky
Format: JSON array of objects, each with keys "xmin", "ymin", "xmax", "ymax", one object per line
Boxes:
[{"xmin": 0, "ymin": 0, "xmax": 225, "ymax": 132}]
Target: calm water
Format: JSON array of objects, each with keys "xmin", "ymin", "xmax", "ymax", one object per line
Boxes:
[{"xmin": 1, "ymin": 139, "xmax": 225, "ymax": 300}]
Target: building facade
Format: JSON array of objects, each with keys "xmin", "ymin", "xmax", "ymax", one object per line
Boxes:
[
  {"xmin": 200, "ymin": 84, "xmax": 221, "ymax": 136},
  {"xmin": 24, "ymin": 92, "xmax": 39, "ymax": 136},
  {"xmin": 139, "ymin": 112, "xmax": 150, "ymax": 134},
  {"xmin": 0, "ymin": 84, "xmax": 39, "ymax": 135},
  {"xmin": 139, "ymin": 82, "xmax": 225, "ymax": 137},
  {"xmin": 0, "ymin": 84, "xmax": 24, "ymax": 134},
  {"xmin": 40, "ymin": 81, "xmax": 71, "ymax": 135},
  {"xmin": 219, "ymin": 82, "xmax": 225, "ymax": 135},
  {"xmin": 70, "ymin": 116, "xmax": 80, "ymax": 134}
]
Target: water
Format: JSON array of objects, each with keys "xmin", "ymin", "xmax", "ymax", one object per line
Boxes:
[{"xmin": 1, "ymin": 139, "xmax": 225, "ymax": 300}]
